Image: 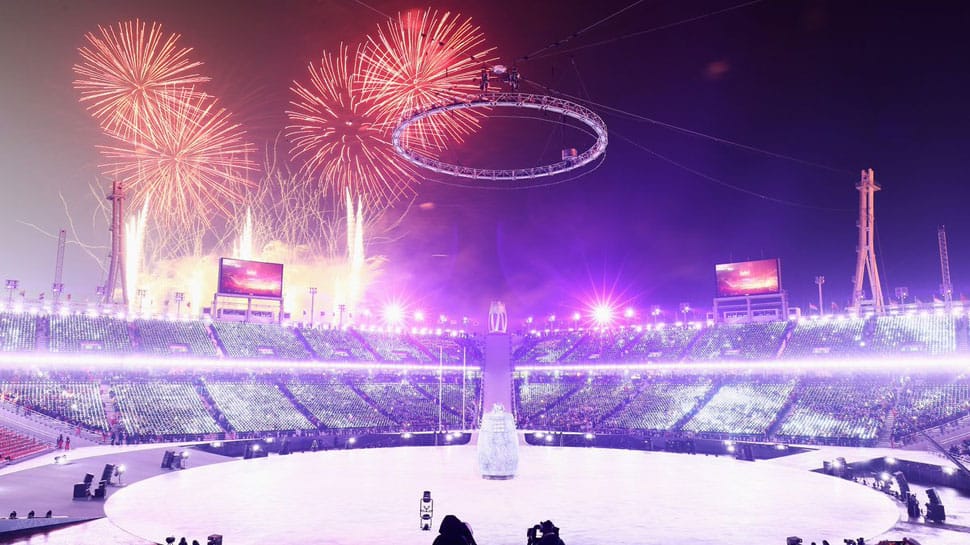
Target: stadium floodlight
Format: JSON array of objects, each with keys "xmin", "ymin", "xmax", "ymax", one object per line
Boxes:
[
  {"xmin": 592, "ymin": 304, "xmax": 614, "ymax": 326},
  {"xmin": 383, "ymin": 303, "xmax": 404, "ymax": 326}
]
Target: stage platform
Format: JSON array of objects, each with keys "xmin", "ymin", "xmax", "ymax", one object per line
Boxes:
[{"xmin": 104, "ymin": 446, "xmax": 900, "ymax": 545}]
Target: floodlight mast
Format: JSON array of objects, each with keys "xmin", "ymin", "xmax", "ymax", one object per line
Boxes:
[{"xmin": 851, "ymin": 169, "xmax": 884, "ymax": 314}]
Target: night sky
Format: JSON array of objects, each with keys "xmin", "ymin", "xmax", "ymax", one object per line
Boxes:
[{"xmin": 2, "ymin": 0, "xmax": 970, "ymax": 323}]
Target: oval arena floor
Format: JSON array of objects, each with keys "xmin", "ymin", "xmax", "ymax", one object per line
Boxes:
[{"xmin": 102, "ymin": 445, "xmax": 898, "ymax": 545}]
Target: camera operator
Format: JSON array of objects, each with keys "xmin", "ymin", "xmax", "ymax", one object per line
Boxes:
[{"xmin": 531, "ymin": 520, "xmax": 565, "ymax": 545}]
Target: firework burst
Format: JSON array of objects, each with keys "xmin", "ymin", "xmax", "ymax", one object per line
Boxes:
[
  {"xmin": 358, "ymin": 9, "xmax": 497, "ymax": 151},
  {"xmin": 73, "ymin": 19, "xmax": 210, "ymax": 138},
  {"xmin": 287, "ymin": 43, "xmax": 417, "ymax": 209},
  {"xmin": 99, "ymin": 88, "xmax": 256, "ymax": 247}
]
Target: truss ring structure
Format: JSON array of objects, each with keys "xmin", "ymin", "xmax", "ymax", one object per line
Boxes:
[{"xmin": 391, "ymin": 92, "xmax": 608, "ymax": 181}]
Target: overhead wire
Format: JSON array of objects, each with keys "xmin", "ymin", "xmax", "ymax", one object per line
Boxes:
[
  {"xmin": 516, "ymin": 0, "xmax": 648, "ymax": 62},
  {"xmin": 525, "ymin": 79, "xmax": 851, "ymax": 175},
  {"xmin": 612, "ymin": 130, "xmax": 853, "ymax": 213},
  {"xmin": 529, "ymin": 0, "xmax": 768, "ymax": 61}
]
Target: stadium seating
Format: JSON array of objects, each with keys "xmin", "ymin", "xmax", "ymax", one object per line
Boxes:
[
  {"xmin": 49, "ymin": 315, "xmax": 133, "ymax": 353},
  {"xmin": 893, "ymin": 375, "xmax": 970, "ymax": 441},
  {"xmin": 777, "ymin": 379, "xmax": 894, "ymax": 445},
  {"xmin": 868, "ymin": 314, "xmax": 956, "ymax": 355},
  {"xmin": 0, "ymin": 425, "xmax": 48, "ymax": 461},
  {"xmin": 356, "ymin": 331, "xmax": 431, "ymax": 363},
  {"xmin": 0, "ymin": 379, "xmax": 108, "ymax": 431},
  {"xmin": 0, "ymin": 312, "xmax": 36, "ymax": 352},
  {"xmin": 513, "ymin": 331, "xmax": 586, "ymax": 364},
  {"xmin": 521, "ymin": 377, "xmax": 636, "ymax": 431},
  {"xmin": 686, "ymin": 322, "xmax": 788, "ymax": 361},
  {"xmin": 286, "ymin": 379, "xmax": 394, "ymax": 429},
  {"xmin": 682, "ymin": 380, "xmax": 795, "ymax": 436},
  {"xmin": 204, "ymin": 381, "xmax": 315, "ymax": 432},
  {"xmin": 211, "ymin": 322, "xmax": 312, "ymax": 360},
  {"xmin": 299, "ymin": 328, "xmax": 375, "ymax": 361},
  {"xmin": 112, "ymin": 381, "xmax": 223, "ymax": 436},
  {"xmin": 356, "ymin": 380, "xmax": 464, "ymax": 430},
  {"xmin": 602, "ymin": 379, "xmax": 714, "ymax": 431},
  {"xmin": 134, "ymin": 319, "xmax": 218, "ymax": 357},
  {"xmin": 782, "ymin": 317, "xmax": 867, "ymax": 358},
  {"xmin": 618, "ymin": 327, "xmax": 697, "ymax": 362}
]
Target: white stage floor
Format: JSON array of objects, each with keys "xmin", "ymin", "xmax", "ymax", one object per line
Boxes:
[{"xmin": 104, "ymin": 446, "xmax": 900, "ymax": 545}]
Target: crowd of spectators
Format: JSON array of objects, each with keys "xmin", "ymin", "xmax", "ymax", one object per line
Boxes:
[
  {"xmin": 49, "ymin": 315, "xmax": 133, "ymax": 353},
  {"xmin": 111, "ymin": 381, "xmax": 222, "ymax": 436},
  {"xmin": 356, "ymin": 331, "xmax": 431, "ymax": 363},
  {"xmin": 299, "ymin": 328, "xmax": 375, "ymax": 361},
  {"xmin": 776, "ymin": 378, "xmax": 895, "ymax": 445},
  {"xmin": 356, "ymin": 380, "xmax": 462, "ymax": 430},
  {"xmin": 617, "ymin": 327, "xmax": 697, "ymax": 362},
  {"xmin": 681, "ymin": 380, "xmax": 796, "ymax": 437},
  {"xmin": 686, "ymin": 322, "xmax": 789, "ymax": 361},
  {"xmin": 602, "ymin": 379, "xmax": 713, "ymax": 431},
  {"xmin": 521, "ymin": 377, "xmax": 636, "ymax": 431},
  {"xmin": 782, "ymin": 317, "xmax": 867, "ymax": 359},
  {"xmin": 868, "ymin": 314, "xmax": 956, "ymax": 355},
  {"xmin": 286, "ymin": 379, "xmax": 394, "ymax": 430},
  {"xmin": 0, "ymin": 312, "xmax": 36, "ymax": 352},
  {"xmin": 892, "ymin": 375, "xmax": 970, "ymax": 441},
  {"xmin": 513, "ymin": 331, "xmax": 586, "ymax": 364},
  {"xmin": 134, "ymin": 319, "xmax": 218, "ymax": 357},
  {"xmin": 204, "ymin": 380, "xmax": 315, "ymax": 432},
  {"xmin": 1, "ymin": 379, "xmax": 108, "ymax": 431},
  {"xmin": 211, "ymin": 322, "xmax": 312, "ymax": 360}
]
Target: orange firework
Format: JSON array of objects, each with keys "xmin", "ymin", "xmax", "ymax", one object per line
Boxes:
[
  {"xmin": 286, "ymin": 43, "xmax": 417, "ymax": 209},
  {"xmin": 358, "ymin": 9, "xmax": 497, "ymax": 151},
  {"xmin": 99, "ymin": 88, "xmax": 256, "ymax": 238},
  {"xmin": 73, "ymin": 19, "xmax": 210, "ymax": 138}
]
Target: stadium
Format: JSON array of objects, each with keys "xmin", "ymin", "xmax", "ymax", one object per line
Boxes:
[{"xmin": 2, "ymin": 1, "xmax": 970, "ymax": 545}]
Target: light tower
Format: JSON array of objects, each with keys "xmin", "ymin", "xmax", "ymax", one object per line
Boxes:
[
  {"xmin": 851, "ymin": 168, "xmax": 885, "ymax": 314},
  {"xmin": 103, "ymin": 181, "xmax": 128, "ymax": 306},
  {"xmin": 52, "ymin": 229, "xmax": 66, "ymax": 305},
  {"xmin": 939, "ymin": 225, "xmax": 953, "ymax": 305}
]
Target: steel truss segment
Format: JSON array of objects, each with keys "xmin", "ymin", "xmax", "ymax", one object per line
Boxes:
[{"xmin": 391, "ymin": 92, "xmax": 608, "ymax": 181}]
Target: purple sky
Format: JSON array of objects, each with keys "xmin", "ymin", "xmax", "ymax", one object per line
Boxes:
[{"xmin": 2, "ymin": 1, "xmax": 969, "ymax": 323}]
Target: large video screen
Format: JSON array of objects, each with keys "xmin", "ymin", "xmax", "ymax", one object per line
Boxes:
[
  {"xmin": 715, "ymin": 259, "xmax": 781, "ymax": 297},
  {"xmin": 218, "ymin": 258, "xmax": 284, "ymax": 299}
]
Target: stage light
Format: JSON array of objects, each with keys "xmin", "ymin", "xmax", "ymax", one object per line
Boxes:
[
  {"xmin": 623, "ymin": 307, "xmax": 635, "ymax": 319},
  {"xmin": 535, "ymin": 431, "xmax": 545, "ymax": 439},
  {"xmin": 943, "ymin": 466, "xmax": 956, "ymax": 475},
  {"xmin": 402, "ymin": 432, "xmax": 412, "ymax": 439},
  {"xmin": 885, "ymin": 456, "xmax": 896, "ymax": 465},
  {"xmin": 211, "ymin": 441, "xmax": 223, "ymax": 448},
  {"xmin": 265, "ymin": 437, "xmax": 275, "ymax": 443},
  {"xmin": 348, "ymin": 437, "xmax": 357, "ymax": 445},
  {"xmin": 879, "ymin": 472, "xmax": 891, "ymax": 481},
  {"xmin": 726, "ymin": 444, "xmax": 736, "ymax": 453},
  {"xmin": 251, "ymin": 444, "xmax": 260, "ymax": 452},
  {"xmin": 444, "ymin": 433, "xmax": 453, "ymax": 442},
  {"xmin": 414, "ymin": 310, "xmax": 425, "ymax": 322},
  {"xmin": 545, "ymin": 434, "xmax": 554, "ymax": 443},
  {"xmin": 584, "ymin": 433, "xmax": 595, "ymax": 440}
]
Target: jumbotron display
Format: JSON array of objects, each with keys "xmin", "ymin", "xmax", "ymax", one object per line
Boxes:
[
  {"xmin": 218, "ymin": 258, "xmax": 284, "ymax": 299},
  {"xmin": 715, "ymin": 259, "xmax": 781, "ymax": 297}
]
